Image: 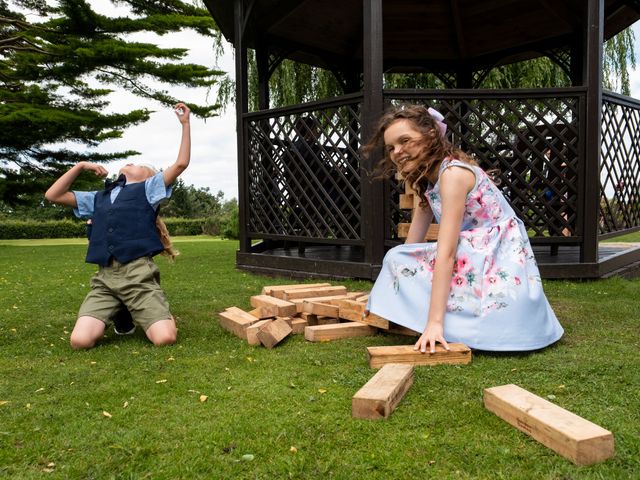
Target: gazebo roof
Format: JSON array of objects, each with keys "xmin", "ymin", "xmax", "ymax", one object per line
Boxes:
[{"xmin": 205, "ymin": 0, "xmax": 639, "ymax": 71}]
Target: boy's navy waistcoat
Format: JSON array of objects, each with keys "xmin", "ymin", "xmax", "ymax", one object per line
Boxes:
[{"xmin": 86, "ymin": 181, "xmax": 164, "ymax": 266}]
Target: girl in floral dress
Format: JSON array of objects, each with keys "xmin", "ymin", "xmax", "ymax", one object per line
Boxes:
[{"xmin": 364, "ymin": 105, "xmax": 563, "ymax": 353}]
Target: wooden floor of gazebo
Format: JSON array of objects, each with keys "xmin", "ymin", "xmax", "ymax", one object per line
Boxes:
[{"xmin": 239, "ymin": 242, "xmax": 640, "ymax": 280}]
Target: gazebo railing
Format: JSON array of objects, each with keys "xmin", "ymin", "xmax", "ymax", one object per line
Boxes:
[
  {"xmin": 243, "ymin": 93, "xmax": 364, "ymax": 245},
  {"xmin": 384, "ymin": 88, "xmax": 586, "ymax": 246},
  {"xmin": 599, "ymin": 91, "xmax": 640, "ymax": 239}
]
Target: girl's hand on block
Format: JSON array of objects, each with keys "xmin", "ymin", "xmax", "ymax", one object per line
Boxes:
[
  {"xmin": 174, "ymin": 102, "xmax": 190, "ymax": 124},
  {"xmin": 414, "ymin": 323, "xmax": 450, "ymax": 354}
]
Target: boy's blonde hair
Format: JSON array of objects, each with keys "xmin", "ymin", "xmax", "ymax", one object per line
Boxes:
[{"xmin": 136, "ymin": 163, "xmax": 179, "ymax": 260}]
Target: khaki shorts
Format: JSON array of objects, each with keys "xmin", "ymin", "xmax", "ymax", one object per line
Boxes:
[{"xmin": 78, "ymin": 257, "xmax": 171, "ymax": 331}]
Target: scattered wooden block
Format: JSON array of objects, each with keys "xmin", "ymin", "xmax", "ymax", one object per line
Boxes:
[
  {"xmin": 263, "ymin": 282, "xmax": 332, "ymax": 297},
  {"xmin": 302, "ymin": 301, "xmax": 339, "ymax": 317},
  {"xmin": 354, "ymin": 294, "xmax": 369, "ymax": 304},
  {"xmin": 352, "ymin": 364, "xmax": 414, "ymax": 419},
  {"xmin": 366, "ymin": 343, "xmax": 471, "ymax": 368},
  {"xmin": 248, "ymin": 306, "xmax": 277, "ymax": 319},
  {"xmin": 218, "ymin": 307, "xmax": 260, "ymax": 339},
  {"xmin": 399, "ymin": 193, "xmax": 414, "ymax": 209},
  {"xmin": 484, "ymin": 384, "xmax": 615, "ymax": 466},
  {"xmin": 250, "ymin": 294, "xmax": 297, "ymax": 317},
  {"xmin": 316, "ymin": 316, "xmax": 340, "ymax": 325},
  {"xmin": 282, "ymin": 285, "xmax": 347, "ymax": 301},
  {"xmin": 245, "ymin": 319, "xmax": 272, "ymax": 346},
  {"xmin": 305, "ymin": 322, "xmax": 376, "ymax": 342},
  {"xmin": 291, "ymin": 292, "xmax": 365, "ymax": 313},
  {"xmin": 387, "ymin": 322, "xmax": 420, "ymax": 337},
  {"xmin": 335, "ymin": 300, "xmax": 389, "ymax": 330},
  {"xmin": 256, "ymin": 317, "xmax": 292, "ymax": 349},
  {"xmin": 290, "ymin": 318, "xmax": 308, "ymax": 334}
]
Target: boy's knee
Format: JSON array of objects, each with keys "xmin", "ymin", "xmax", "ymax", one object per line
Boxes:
[
  {"xmin": 70, "ymin": 333, "xmax": 95, "ymax": 350},
  {"xmin": 151, "ymin": 331, "xmax": 177, "ymax": 346}
]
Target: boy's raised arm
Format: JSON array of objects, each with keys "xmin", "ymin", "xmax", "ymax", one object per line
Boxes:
[
  {"xmin": 45, "ymin": 162, "xmax": 108, "ymax": 207},
  {"xmin": 163, "ymin": 102, "xmax": 191, "ymax": 187}
]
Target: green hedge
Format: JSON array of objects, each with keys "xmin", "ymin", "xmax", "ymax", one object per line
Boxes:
[{"xmin": 0, "ymin": 218, "xmax": 207, "ymax": 239}]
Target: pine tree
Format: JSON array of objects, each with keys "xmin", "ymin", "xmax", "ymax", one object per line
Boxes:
[{"xmin": 0, "ymin": 0, "xmax": 224, "ymax": 208}]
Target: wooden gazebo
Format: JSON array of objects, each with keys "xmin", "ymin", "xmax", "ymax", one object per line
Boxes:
[{"xmin": 205, "ymin": 0, "xmax": 640, "ymax": 280}]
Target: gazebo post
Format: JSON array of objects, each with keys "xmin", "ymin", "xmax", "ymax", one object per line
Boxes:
[
  {"xmin": 234, "ymin": 0, "xmax": 250, "ymax": 253},
  {"xmin": 361, "ymin": 0, "xmax": 385, "ymax": 269},
  {"xmin": 581, "ymin": 0, "xmax": 604, "ymax": 264},
  {"xmin": 256, "ymin": 44, "xmax": 269, "ymax": 110}
]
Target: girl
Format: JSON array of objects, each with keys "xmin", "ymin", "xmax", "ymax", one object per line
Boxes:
[
  {"xmin": 45, "ymin": 103, "xmax": 191, "ymax": 349},
  {"xmin": 364, "ymin": 104, "xmax": 563, "ymax": 353}
]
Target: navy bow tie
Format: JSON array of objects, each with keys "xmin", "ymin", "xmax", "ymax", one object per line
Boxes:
[{"xmin": 105, "ymin": 173, "xmax": 126, "ymax": 192}]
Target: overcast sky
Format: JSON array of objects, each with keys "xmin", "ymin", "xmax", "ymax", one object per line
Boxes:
[{"xmin": 86, "ymin": 1, "xmax": 640, "ymax": 201}]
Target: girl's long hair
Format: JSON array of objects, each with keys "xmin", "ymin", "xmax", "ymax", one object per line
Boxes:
[
  {"xmin": 362, "ymin": 104, "xmax": 476, "ymax": 206},
  {"xmin": 140, "ymin": 165, "xmax": 179, "ymax": 261}
]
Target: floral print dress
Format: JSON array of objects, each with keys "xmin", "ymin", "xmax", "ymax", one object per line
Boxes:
[{"xmin": 367, "ymin": 159, "xmax": 563, "ymax": 351}]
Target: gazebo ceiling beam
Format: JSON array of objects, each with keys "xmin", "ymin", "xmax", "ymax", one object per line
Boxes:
[
  {"xmin": 448, "ymin": 0, "xmax": 468, "ymax": 59},
  {"xmin": 246, "ymin": 0, "xmax": 305, "ymax": 37},
  {"xmin": 539, "ymin": 0, "xmax": 582, "ymax": 31}
]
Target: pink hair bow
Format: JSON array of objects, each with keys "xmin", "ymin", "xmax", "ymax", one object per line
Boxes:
[{"xmin": 428, "ymin": 107, "xmax": 447, "ymax": 137}]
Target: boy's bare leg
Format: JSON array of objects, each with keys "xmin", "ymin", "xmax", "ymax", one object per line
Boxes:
[
  {"xmin": 145, "ymin": 319, "xmax": 177, "ymax": 346},
  {"xmin": 70, "ymin": 316, "xmax": 107, "ymax": 349}
]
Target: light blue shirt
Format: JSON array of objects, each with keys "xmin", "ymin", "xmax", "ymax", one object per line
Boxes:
[{"xmin": 72, "ymin": 172, "xmax": 172, "ymax": 219}]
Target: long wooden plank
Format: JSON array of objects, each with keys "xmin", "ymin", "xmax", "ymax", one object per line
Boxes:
[
  {"xmin": 484, "ymin": 384, "xmax": 614, "ymax": 465},
  {"xmin": 250, "ymin": 294, "xmax": 297, "ymax": 317},
  {"xmin": 261, "ymin": 282, "xmax": 331, "ymax": 296},
  {"xmin": 334, "ymin": 300, "xmax": 389, "ymax": 329},
  {"xmin": 291, "ymin": 292, "xmax": 365, "ymax": 313},
  {"xmin": 304, "ymin": 322, "xmax": 377, "ymax": 342},
  {"xmin": 282, "ymin": 286, "xmax": 347, "ymax": 301},
  {"xmin": 367, "ymin": 343, "xmax": 471, "ymax": 368},
  {"xmin": 218, "ymin": 307, "xmax": 260, "ymax": 339},
  {"xmin": 352, "ymin": 364, "xmax": 414, "ymax": 419},
  {"xmin": 387, "ymin": 322, "xmax": 420, "ymax": 337},
  {"xmin": 397, "ymin": 223, "xmax": 439, "ymax": 240},
  {"xmin": 302, "ymin": 301, "xmax": 339, "ymax": 317}
]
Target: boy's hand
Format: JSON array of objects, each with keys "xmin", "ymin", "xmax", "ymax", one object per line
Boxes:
[
  {"xmin": 81, "ymin": 162, "xmax": 108, "ymax": 178},
  {"xmin": 174, "ymin": 102, "xmax": 190, "ymax": 124}
]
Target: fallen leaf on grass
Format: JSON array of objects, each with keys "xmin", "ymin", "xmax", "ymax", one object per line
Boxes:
[
  {"xmin": 102, "ymin": 411, "xmax": 112, "ymax": 418},
  {"xmin": 318, "ymin": 388, "xmax": 327, "ymax": 394},
  {"xmin": 155, "ymin": 379, "xmax": 167, "ymax": 384},
  {"xmin": 199, "ymin": 395, "xmax": 208, "ymax": 403},
  {"xmin": 290, "ymin": 446, "xmax": 298, "ymax": 453},
  {"xmin": 0, "ymin": 401, "xmax": 9, "ymax": 406},
  {"xmin": 240, "ymin": 454, "xmax": 254, "ymax": 462},
  {"xmin": 123, "ymin": 401, "xmax": 129, "ymax": 409},
  {"xmin": 166, "ymin": 357, "xmax": 175, "ymax": 362},
  {"xmin": 35, "ymin": 388, "xmax": 45, "ymax": 393}
]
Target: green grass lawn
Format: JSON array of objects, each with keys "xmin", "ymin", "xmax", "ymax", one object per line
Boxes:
[{"xmin": 1, "ymin": 239, "xmax": 639, "ymax": 479}]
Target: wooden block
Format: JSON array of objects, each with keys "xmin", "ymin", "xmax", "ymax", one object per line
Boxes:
[
  {"xmin": 352, "ymin": 364, "xmax": 414, "ymax": 419},
  {"xmin": 245, "ymin": 319, "xmax": 272, "ymax": 346},
  {"xmin": 397, "ymin": 223, "xmax": 439, "ymax": 240},
  {"xmin": 248, "ymin": 306, "xmax": 277, "ymax": 319},
  {"xmin": 354, "ymin": 294, "xmax": 369, "ymax": 304},
  {"xmin": 387, "ymin": 322, "xmax": 420, "ymax": 337},
  {"xmin": 297, "ymin": 312, "xmax": 314, "ymax": 321},
  {"xmin": 302, "ymin": 301, "xmax": 339, "ymax": 317},
  {"xmin": 366, "ymin": 343, "xmax": 471, "ymax": 369},
  {"xmin": 335, "ymin": 300, "xmax": 389, "ymax": 330},
  {"xmin": 290, "ymin": 318, "xmax": 308, "ymax": 334},
  {"xmin": 262, "ymin": 282, "xmax": 332, "ymax": 297},
  {"xmin": 305, "ymin": 322, "xmax": 376, "ymax": 342},
  {"xmin": 291, "ymin": 292, "xmax": 365, "ymax": 313},
  {"xmin": 256, "ymin": 318, "xmax": 292, "ymax": 349},
  {"xmin": 250, "ymin": 294, "xmax": 297, "ymax": 317},
  {"xmin": 399, "ymin": 193, "xmax": 414, "ymax": 209},
  {"xmin": 283, "ymin": 285, "xmax": 347, "ymax": 301},
  {"xmin": 317, "ymin": 316, "xmax": 340, "ymax": 325},
  {"xmin": 484, "ymin": 384, "xmax": 614, "ymax": 466},
  {"xmin": 218, "ymin": 307, "xmax": 260, "ymax": 339}
]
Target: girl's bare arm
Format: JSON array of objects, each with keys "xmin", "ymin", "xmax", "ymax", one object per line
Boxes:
[{"xmin": 44, "ymin": 162, "xmax": 108, "ymax": 207}]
